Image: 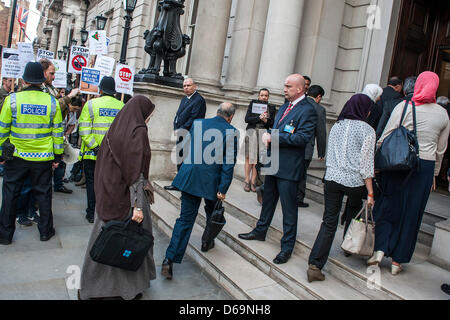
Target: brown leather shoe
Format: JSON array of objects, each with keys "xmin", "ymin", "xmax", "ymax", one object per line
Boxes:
[{"xmin": 307, "ymin": 264, "xmax": 325, "ymax": 282}]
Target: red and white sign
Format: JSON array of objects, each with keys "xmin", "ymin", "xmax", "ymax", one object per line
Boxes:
[
  {"xmin": 68, "ymin": 46, "xmax": 90, "ymax": 74},
  {"xmin": 115, "ymin": 64, "xmax": 134, "ymax": 95}
]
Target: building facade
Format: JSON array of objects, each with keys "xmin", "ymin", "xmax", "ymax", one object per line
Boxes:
[
  {"xmin": 0, "ymin": 0, "xmax": 31, "ymax": 49},
  {"xmin": 34, "ymin": 0, "xmax": 450, "ymax": 179}
]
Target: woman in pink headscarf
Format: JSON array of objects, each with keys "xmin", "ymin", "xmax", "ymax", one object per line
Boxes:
[{"xmin": 368, "ymin": 72, "xmax": 450, "ymax": 275}]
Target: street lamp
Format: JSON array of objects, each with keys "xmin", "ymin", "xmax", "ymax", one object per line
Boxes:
[
  {"xmin": 80, "ymin": 29, "xmax": 89, "ymax": 46},
  {"xmin": 119, "ymin": 0, "xmax": 138, "ymax": 64},
  {"xmin": 62, "ymin": 46, "xmax": 70, "ymax": 60},
  {"xmin": 71, "ymin": 39, "xmax": 78, "ymax": 47},
  {"xmin": 96, "ymin": 14, "xmax": 108, "ymax": 31},
  {"xmin": 57, "ymin": 50, "xmax": 63, "ymax": 59}
]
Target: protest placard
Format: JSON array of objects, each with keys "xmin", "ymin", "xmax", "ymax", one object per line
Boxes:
[
  {"xmin": 89, "ymin": 30, "xmax": 108, "ymax": 55},
  {"xmin": 251, "ymin": 102, "xmax": 268, "ymax": 114},
  {"xmin": 52, "ymin": 59, "xmax": 67, "ymax": 88},
  {"xmin": 115, "ymin": 64, "xmax": 134, "ymax": 95},
  {"xmin": 1, "ymin": 48, "xmax": 22, "ymax": 78},
  {"xmin": 37, "ymin": 49, "xmax": 55, "ymax": 60},
  {"xmin": 18, "ymin": 42, "xmax": 35, "ymax": 75},
  {"xmin": 80, "ymin": 67, "xmax": 101, "ymax": 95},
  {"xmin": 94, "ymin": 55, "xmax": 115, "ymax": 77},
  {"xmin": 68, "ymin": 46, "xmax": 90, "ymax": 74}
]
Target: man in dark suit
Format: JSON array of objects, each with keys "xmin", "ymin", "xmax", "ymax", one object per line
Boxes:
[
  {"xmin": 297, "ymin": 85, "xmax": 327, "ymax": 208},
  {"xmin": 161, "ymin": 102, "xmax": 239, "ymax": 279},
  {"xmin": 165, "ymin": 78, "xmax": 206, "ymax": 191},
  {"xmin": 239, "ymin": 74, "xmax": 317, "ymax": 264}
]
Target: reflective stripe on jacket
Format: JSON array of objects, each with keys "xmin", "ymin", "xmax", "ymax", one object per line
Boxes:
[
  {"xmin": 78, "ymin": 95, "xmax": 124, "ymax": 161},
  {"xmin": 0, "ymin": 91, "xmax": 64, "ymax": 161}
]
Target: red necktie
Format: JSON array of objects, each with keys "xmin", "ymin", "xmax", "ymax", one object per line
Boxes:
[{"xmin": 279, "ymin": 103, "xmax": 293, "ymax": 124}]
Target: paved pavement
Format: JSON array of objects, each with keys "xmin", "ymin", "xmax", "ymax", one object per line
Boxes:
[{"xmin": 0, "ymin": 176, "xmax": 232, "ymax": 300}]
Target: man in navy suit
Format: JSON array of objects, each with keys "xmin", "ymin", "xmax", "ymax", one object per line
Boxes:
[
  {"xmin": 161, "ymin": 102, "xmax": 239, "ymax": 279},
  {"xmin": 239, "ymin": 74, "xmax": 317, "ymax": 264},
  {"xmin": 165, "ymin": 78, "xmax": 206, "ymax": 191}
]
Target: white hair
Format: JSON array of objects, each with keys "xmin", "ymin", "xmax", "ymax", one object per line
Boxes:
[{"xmin": 362, "ymin": 84, "xmax": 383, "ymax": 103}]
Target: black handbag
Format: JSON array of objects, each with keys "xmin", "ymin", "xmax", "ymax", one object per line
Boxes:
[
  {"xmin": 375, "ymin": 100, "xmax": 419, "ymax": 172},
  {"xmin": 201, "ymin": 201, "xmax": 226, "ymax": 245},
  {"xmin": 90, "ymin": 216, "xmax": 154, "ymax": 271}
]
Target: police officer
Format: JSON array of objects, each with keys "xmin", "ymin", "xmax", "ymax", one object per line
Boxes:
[
  {"xmin": 79, "ymin": 76, "xmax": 124, "ymax": 223},
  {"xmin": 0, "ymin": 62, "xmax": 64, "ymax": 244}
]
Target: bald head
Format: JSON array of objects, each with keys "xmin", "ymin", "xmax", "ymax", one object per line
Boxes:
[
  {"xmin": 284, "ymin": 74, "xmax": 306, "ymax": 102},
  {"xmin": 183, "ymin": 78, "xmax": 197, "ymax": 96},
  {"xmin": 217, "ymin": 102, "xmax": 236, "ymax": 123}
]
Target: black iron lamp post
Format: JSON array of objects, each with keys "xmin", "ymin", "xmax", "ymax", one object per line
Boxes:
[
  {"xmin": 58, "ymin": 50, "xmax": 63, "ymax": 60},
  {"xmin": 71, "ymin": 39, "xmax": 78, "ymax": 47},
  {"xmin": 96, "ymin": 14, "xmax": 108, "ymax": 31},
  {"xmin": 80, "ymin": 29, "xmax": 89, "ymax": 46},
  {"xmin": 62, "ymin": 45, "xmax": 70, "ymax": 60},
  {"xmin": 119, "ymin": 0, "xmax": 138, "ymax": 64}
]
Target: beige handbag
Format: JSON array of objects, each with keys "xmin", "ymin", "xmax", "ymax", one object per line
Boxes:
[{"xmin": 341, "ymin": 203, "xmax": 375, "ymax": 256}]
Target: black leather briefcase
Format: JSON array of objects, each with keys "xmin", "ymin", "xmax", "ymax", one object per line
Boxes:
[{"xmin": 90, "ymin": 218, "xmax": 154, "ymax": 271}]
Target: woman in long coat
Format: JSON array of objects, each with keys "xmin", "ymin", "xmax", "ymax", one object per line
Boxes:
[
  {"xmin": 79, "ymin": 95, "xmax": 157, "ymax": 300},
  {"xmin": 369, "ymin": 72, "xmax": 450, "ymax": 274}
]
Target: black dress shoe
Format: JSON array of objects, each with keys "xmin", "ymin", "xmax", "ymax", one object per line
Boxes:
[
  {"xmin": 201, "ymin": 240, "xmax": 215, "ymax": 252},
  {"xmin": 133, "ymin": 293, "xmax": 143, "ymax": 300},
  {"xmin": 238, "ymin": 231, "xmax": 265, "ymax": 241},
  {"xmin": 40, "ymin": 229, "xmax": 55, "ymax": 242},
  {"xmin": 161, "ymin": 258, "xmax": 173, "ymax": 280},
  {"xmin": 164, "ymin": 185, "xmax": 179, "ymax": 191},
  {"xmin": 0, "ymin": 237, "xmax": 11, "ymax": 245},
  {"xmin": 273, "ymin": 251, "xmax": 291, "ymax": 264},
  {"xmin": 297, "ymin": 201, "xmax": 309, "ymax": 208},
  {"xmin": 441, "ymin": 284, "xmax": 450, "ymax": 295},
  {"xmin": 54, "ymin": 186, "xmax": 73, "ymax": 194},
  {"xmin": 85, "ymin": 214, "xmax": 94, "ymax": 223}
]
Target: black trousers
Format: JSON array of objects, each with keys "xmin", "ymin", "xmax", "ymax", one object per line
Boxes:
[
  {"xmin": 308, "ymin": 180, "xmax": 367, "ymax": 269},
  {"xmin": 83, "ymin": 160, "xmax": 96, "ymax": 219},
  {"xmin": 176, "ymin": 135, "xmax": 184, "ymax": 172},
  {"xmin": 253, "ymin": 175, "xmax": 299, "ymax": 254},
  {"xmin": 0, "ymin": 158, "xmax": 54, "ymax": 241},
  {"xmin": 297, "ymin": 159, "xmax": 311, "ymax": 202}
]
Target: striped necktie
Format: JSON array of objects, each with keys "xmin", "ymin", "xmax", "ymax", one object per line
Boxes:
[{"xmin": 278, "ymin": 103, "xmax": 293, "ymax": 124}]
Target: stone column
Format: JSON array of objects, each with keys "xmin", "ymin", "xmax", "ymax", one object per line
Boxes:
[
  {"xmin": 50, "ymin": 24, "xmax": 59, "ymax": 54},
  {"xmin": 188, "ymin": 0, "xmax": 232, "ymax": 90},
  {"xmin": 294, "ymin": 0, "xmax": 345, "ymax": 101},
  {"xmin": 222, "ymin": 0, "xmax": 270, "ymax": 95},
  {"xmin": 256, "ymin": 0, "xmax": 305, "ymax": 93},
  {"xmin": 57, "ymin": 14, "xmax": 70, "ymax": 52}
]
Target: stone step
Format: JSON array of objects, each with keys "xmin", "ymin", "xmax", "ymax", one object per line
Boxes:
[
  {"xmin": 150, "ymin": 192, "xmax": 298, "ymax": 300},
  {"xmin": 154, "ymin": 184, "xmax": 386, "ymax": 300},
  {"xmin": 305, "ymin": 169, "xmax": 447, "ymax": 247},
  {"xmin": 154, "ymin": 180, "xmax": 450, "ymax": 299}
]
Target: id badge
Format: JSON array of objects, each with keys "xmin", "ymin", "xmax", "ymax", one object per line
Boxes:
[{"xmin": 284, "ymin": 124, "xmax": 295, "ymax": 134}]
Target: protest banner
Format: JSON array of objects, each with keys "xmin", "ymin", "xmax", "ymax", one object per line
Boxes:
[
  {"xmin": 94, "ymin": 55, "xmax": 115, "ymax": 77},
  {"xmin": 115, "ymin": 64, "xmax": 134, "ymax": 96},
  {"xmin": 37, "ymin": 49, "xmax": 55, "ymax": 60},
  {"xmin": 52, "ymin": 59, "xmax": 67, "ymax": 88},
  {"xmin": 1, "ymin": 48, "xmax": 22, "ymax": 78},
  {"xmin": 80, "ymin": 67, "xmax": 101, "ymax": 95},
  {"xmin": 89, "ymin": 30, "xmax": 108, "ymax": 55},
  {"xmin": 68, "ymin": 46, "xmax": 90, "ymax": 74},
  {"xmin": 18, "ymin": 42, "xmax": 35, "ymax": 75}
]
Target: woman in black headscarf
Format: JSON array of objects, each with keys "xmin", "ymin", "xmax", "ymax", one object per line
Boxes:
[
  {"xmin": 79, "ymin": 95, "xmax": 156, "ymax": 300},
  {"xmin": 307, "ymin": 94, "xmax": 376, "ymax": 282}
]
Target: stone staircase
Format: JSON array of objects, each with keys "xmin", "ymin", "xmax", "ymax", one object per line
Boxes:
[
  {"xmin": 152, "ymin": 180, "xmax": 450, "ymax": 300},
  {"xmin": 304, "ymin": 168, "xmax": 449, "ymax": 247}
]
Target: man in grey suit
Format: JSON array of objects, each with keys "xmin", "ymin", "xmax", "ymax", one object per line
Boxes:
[{"xmin": 297, "ymin": 85, "xmax": 327, "ymax": 208}]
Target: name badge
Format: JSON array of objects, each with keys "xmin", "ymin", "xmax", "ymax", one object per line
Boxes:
[
  {"xmin": 99, "ymin": 108, "xmax": 119, "ymax": 117},
  {"xmin": 21, "ymin": 104, "xmax": 47, "ymax": 116},
  {"xmin": 284, "ymin": 124, "xmax": 295, "ymax": 134}
]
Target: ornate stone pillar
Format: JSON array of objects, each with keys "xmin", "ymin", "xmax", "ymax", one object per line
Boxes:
[
  {"xmin": 188, "ymin": 0, "xmax": 232, "ymax": 90},
  {"xmin": 256, "ymin": 0, "xmax": 305, "ymax": 93},
  {"xmin": 50, "ymin": 24, "xmax": 59, "ymax": 54},
  {"xmin": 57, "ymin": 14, "xmax": 70, "ymax": 52},
  {"xmin": 222, "ymin": 0, "xmax": 270, "ymax": 96}
]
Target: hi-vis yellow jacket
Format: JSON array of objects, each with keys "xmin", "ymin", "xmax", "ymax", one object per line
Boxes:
[
  {"xmin": 0, "ymin": 89, "xmax": 64, "ymax": 161},
  {"xmin": 78, "ymin": 95, "xmax": 124, "ymax": 161}
]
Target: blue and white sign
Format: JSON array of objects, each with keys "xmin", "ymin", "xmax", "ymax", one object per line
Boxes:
[
  {"xmin": 21, "ymin": 104, "xmax": 48, "ymax": 116},
  {"xmin": 99, "ymin": 108, "xmax": 120, "ymax": 118},
  {"xmin": 80, "ymin": 67, "xmax": 101, "ymax": 95}
]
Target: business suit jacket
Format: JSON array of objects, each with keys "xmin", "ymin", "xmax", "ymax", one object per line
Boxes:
[
  {"xmin": 305, "ymin": 97, "xmax": 327, "ymax": 161},
  {"xmin": 173, "ymin": 91, "xmax": 207, "ymax": 132},
  {"xmin": 269, "ymin": 97, "xmax": 317, "ymax": 182},
  {"xmin": 172, "ymin": 116, "xmax": 239, "ymax": 201}
]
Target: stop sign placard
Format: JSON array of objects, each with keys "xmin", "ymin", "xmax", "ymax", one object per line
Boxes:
[{"xmin": 119, "ymin": 67, "xmax": 132, "ymax": 82}]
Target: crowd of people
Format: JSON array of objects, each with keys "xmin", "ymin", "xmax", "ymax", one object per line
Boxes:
[{"xmin": 0, "ymin": 60, "xmax": 449, "ymax": 299}]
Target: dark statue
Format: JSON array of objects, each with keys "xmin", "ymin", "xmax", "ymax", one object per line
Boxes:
[{"xmin": 138, "ymin": 0, "xmax": 190, "ymax": 80}]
